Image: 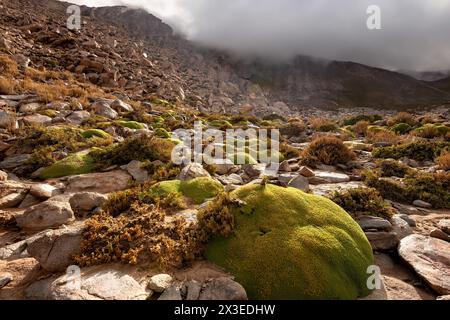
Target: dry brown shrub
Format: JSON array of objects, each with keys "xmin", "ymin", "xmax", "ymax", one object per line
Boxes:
[
  {"xmin": 352, "ymin": 120, "xmax": 370, "ymax": 136},
  {"xmin": 0, "ymin": 55, "xmax": 19, "ymax": 76},
  {"xmin": 387, "ymin": 112, "xmax": 417, "ymax": 126},
  {"xmin": 437, "ymin": 151, "xmax": 450, "ymax": 170},
  {"xmin": 366, "ymin": 130, "xmax": 400, "ymax": 145},
  {"xmin": 0, "ymin": 76, "xmax": 16, "ymax": 94},
  {"xmin": 310, "ymin": 117, "xmax": 337, "ymax": 132},
  {"xmin": 302, "ymin": 135, "xmax": 355, "ymax": 167}
]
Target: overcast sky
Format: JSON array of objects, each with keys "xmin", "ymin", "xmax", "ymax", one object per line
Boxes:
[{"xmin": 68, "ymin": 0, "xmax": 450, "ymax": 72}]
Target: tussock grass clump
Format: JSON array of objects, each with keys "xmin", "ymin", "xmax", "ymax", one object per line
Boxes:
[
  {"xmin": 372, "ymin": 141, "xmax": 450, "ymax": 162},
  {"xmin": 378, "ymin": 159, "xmax": 412, "ymax": 178},
  {"xmin": 302, "ymin": 135, "xmax": 355, "ymax": 167},
  {"xmin": 15, "ymin": 126, "xmax": 112, "ymax": 176},
  {"xmin": 363, "ymin": 170, "xmax": 450, "ymax": 209},
  {"xmin": 387, "ymin": 112, "xmax": 417, "ymax": 127},
  {"xmin": 366, "ymin": 129, "xmax": 400, "ymax": 145},
  {"xmin": 310, "ymin": 117, "xmax": 338, "ymax": 132},
  {"xmin": 197, "ymin": 192, "xmax": 236, "ymax": 240},
  {"xmin": 91, "ymin": 135, "xmax": 175, "ymax": 166},
  {"xmin": 280, "ymin": 120, "xmax": 306, "ymax": 137},
  {"xmin": 0, "ymin": 76, "xmax": 16, "ymax": 94},
  {"xmin": 390, "ymin": 123, "xmax": 412, "ymax": 135},
  {"xmin": 331, "ymin": 187, "xmax": 394, "ymax": 219},
  {"xmin": 413, "ymin": 124, "xmax": 450, "ymax": 139},
  {"xmin": 351, "ymin": 120, "xmax": 370, "ymax": 136},
  {"xmin": 437, "ymin": 151, "xmax": 450, "ymax": 170},
  {"xmin": 0, "ymin": 55, "xmax": 19, "ymax": 76}
]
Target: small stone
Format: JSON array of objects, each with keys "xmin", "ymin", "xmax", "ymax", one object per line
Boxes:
[
  {"xmin": 391, "ymin": 215, "xmax": 413, "ymax": 240},
  {"xmin": 148, "ymin": 274, "xmax": 173, "ymax": 293},
  {"xmin": 23, "ymin": 114, "xmax": 52, "ymax": 126},
  {"xmin": 16, "ymin": 200, "xmax": 75, "ymax": 231},
  {"xmin": 357, "ymin": 216, "xmax": 392, "ymax": 231},
  {"xmin": 111, "ymin": 99, "xmax": 133, "ymax": 113},
  {"xmin": 0, "ymin": 272, "xmax": 13, "ymax": 289},
  {"xmin": 158, "ymin": 284, "xmax": 182, "ymax": 300},
  {"xmin": 397, "ymin": 214, "xmax": 416, "ymax": 227},
  {"xmin": 184, "ymin": 280, "xmax": 202, "ymax": 300},
  {"xmin": 18, "ymin": 194, "xmax": 41, "ymax": 208},
  {"xmin": 438, "ymin": 220, "xmax": 450, "ymax": 235},
  {"xmin": 430, "ymin": 229, "xmax": 450, "ymax": 242},
  {"xmin": 66, "ymin": 111, "xmax": 91, "ymax": 125},
  {"xmin": 0, "ymin": 154, "xmax": 31, "ymax": 169},
  {"xmin": 311, "ymin": 171, "xmax": 350, "ymax": 184},
  {"xmin": 0, "ymin": 192, "xmax": 27, "ymax": 209},
  {"xmin": 30, "ymin": 183, "xmax": 58, "ymax": 199},
  {"xmin": 198, "ymin": 277, "xmax": 247, "ymax": 300},
  {"xmin": 298, "ymin": 166, "xmax": 315, "ymax": 177},
  {"xmin": 0, "ymin": 170, "xmax": 7, "ymax": 181},
  {"xmin": 19, "ymin": 103, "xmax": 41, "ymax": 114},
  {"xmin": 178, "ymin": 163, "xmax": 210, "ymax": 181},
  {"xmin": 288, "ymin": 175, "xmax": 310, "ymax": 192},
  {"xmin": 91, "ymin": 101, "xmax": 118, "ymax": 119},
  {"xmin": 0, "ymin": 240, "xmax": 28, "ymax": 260},
  {"xmin": 27, "ymin": 224, "xmax": 83, "ymax": 272},
  {"xmin": 278, "ymin": 161, "xmax": 291, "ymax": 172},
  {"xmin": 413, "ymin": 200, "xmax": 432, "ymax": 209},
  {"xmin": 122, "ymin": 160, "xmax": 148, "ymax": 183},
  {"xmin": 365, "ymin": 232, "xmax": 399, "ymax": 251},
  {"xmin": 69, "ymin": 192, "xmax": 108, "ymax": 216}
]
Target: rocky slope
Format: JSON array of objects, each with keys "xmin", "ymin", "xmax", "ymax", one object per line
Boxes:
[{"xmin": 1, "ymin": 0, "xmax": 450, "ymax": 115}]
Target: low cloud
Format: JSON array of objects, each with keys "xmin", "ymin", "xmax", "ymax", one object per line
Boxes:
[{"xmin": 69, "ymin": 0, "xmax": 450, "ymax": 72}]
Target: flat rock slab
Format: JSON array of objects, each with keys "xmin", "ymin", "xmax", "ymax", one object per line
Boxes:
[
  {"xmin": 26, "ymin": 266, "xmax": 149, "ymax": 300},
  {"xmin": 65, "ymin": 170, "xmax": 131, "ymax": 194},
  {"xmin": 398, "ymin": 234, "xmax": 450, "ymax": 295},
  {"xmin": 310, "ymin": 181, "xmax": 364, "ymax": 197},
  {"xmin": 312, "ymin": 171, "xmax": 351, "ymax": 184}
]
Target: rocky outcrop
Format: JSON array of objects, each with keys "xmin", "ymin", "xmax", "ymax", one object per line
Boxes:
[
  {"xmin": 27, "ymin": 224, "xmax": 83, "ymax": 272},
  {"xmin": 398, "ymin": 235, "xmax": 450, "ymax": 295},
  {"xmin": 65, "ymin": 170, "xmax": 131, "ymax": 194},
  {"xmin": 26, "ymin": 266, "xmax": 149, "ymax": 300}
]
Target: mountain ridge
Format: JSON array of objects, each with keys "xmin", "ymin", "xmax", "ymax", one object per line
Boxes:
[{"xmin": 1, "ymin": 0, "xmax": 449, "ymax": 114}]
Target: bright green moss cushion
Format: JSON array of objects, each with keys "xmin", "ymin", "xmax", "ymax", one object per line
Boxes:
[
  {"xmin": 205, "ymin": 184, "xmax": 374, "ymax": 300},
  {"xmin": 151, "ymin": 177, "xmax": 224, "ymax": 204},
  {"xmin": 81, "ymin": 129, "xmax": 110, "ymax": 139},
  {"xmin": 39, "ymin": 152, "xmax": 97, "ymax": 179}
]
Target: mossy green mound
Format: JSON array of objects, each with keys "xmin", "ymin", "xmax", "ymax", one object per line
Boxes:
[
  {"xmin": 205, "ymin": 184, "xmax": 374, "ymax": 300},
  {"xmin": 81, "ymin": 129, "xmax": 110, "ymax": 139},
  {"xmin": 155, "ymin": 128, "xmax": 170, "ymax": 138},
  {"xmin": 209, "ymin": 120, "xmax": 233, "ymax": 128},
  {"xmin": 391, "ymin": 123, "xmax": 412, "ymax": 134},
  {"xmin": 39, "ymin": 152, "xmax": 97, "ymax": 179},
  {"xmin": 115, "ymin": 120, "xmax": 146, "ymax": 130},
  {"xmin": 151, "ymin": 177, "xmax": 224, "ymax": 204}
]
